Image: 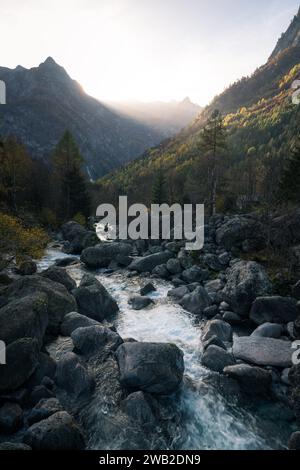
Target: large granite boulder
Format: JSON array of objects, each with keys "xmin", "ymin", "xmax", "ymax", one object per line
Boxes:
[
  {"xmin": 116, "ymin": 342, "xmax": 184, "ymax": 395},
  {"xmin": 224, "ymin": 364, "xmax": 272, "ymax": 398},
  {"xmin": 73, "ymin": 274, "xmax": 118, "ymax": 321},
  {"xmin": 60, "ymin": 312, "xmax": 100, "ymax": 336},
  {"xmin": 179, "ymin": 286, "xmax": 211, "ymax": 315},
  {"xmin": 249, "ymin": 296, "xmax": 298, "ymax": 325},
  {"xmin": 232, "ymin": 336, "xmax": 292, "ymax": 367},
  {"xmin": 71, "ymin": 325, "xmax": 123, "ymax": 355},
  {"xmin": 55, "ymin": 352, "xmax": 95, "ymax": 398},
  {"xmin": 202, "ymin": 319, "xmax": 233, "ymax": 343},
  {"xmin": 41, "ymin": 266, "xmax": 76, "ymax": 292},
  {"xmin": 216, "ymin": 216, "xmax": 265, "ymax": 251},
  {"xmin": 128, "ymin": 251, "xmax": 173, "ymax": 273},
  {"xmin": 223, "ymin": 261, "xmax": 272, "ymax": 316},
  {"xmin": 81, "ymin": 242, "xmax": 132, "ymax": 268},
  {"xmin": 201, "ymin": 345, "xmax": 235, "ymax": 373}
]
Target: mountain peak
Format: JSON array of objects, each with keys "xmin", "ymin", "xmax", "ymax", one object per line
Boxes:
[
  {"xmin": 270, "ymin": 7, "xmax": 300, "ymax": 60},
  {"xmin": 41, "ymin": 56, "xmax": 58, "ymax": 67}
]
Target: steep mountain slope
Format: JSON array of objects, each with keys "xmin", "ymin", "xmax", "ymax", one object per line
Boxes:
[
  {"xmin": 99, "ymin": 9, "xmax": 300, "ymax": 206},
  {"xmin": 0, "ymin": 57, "xmax": 165, "ymax": 179},
  {"xmin": 107, "ymin": 97, "xmax": 202, "ymax": 137}
]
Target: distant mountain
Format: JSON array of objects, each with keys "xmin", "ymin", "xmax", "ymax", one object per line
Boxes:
[
  {"xmin": 0, "ymin": 57, "xmax": 166, "ymax": 179},
  {"xmin": 270, "ymin": 7, "xmax": 300, "ymax": 59},
  {"xmin": 107, "ymin": 97, "xmax": 202, "ymax": 137},
  {"xmin": 99, "ymin": 10, "xmax": 300, "ymax": 206}
]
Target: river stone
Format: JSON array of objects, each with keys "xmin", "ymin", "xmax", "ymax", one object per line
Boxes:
[
  {"xmin": 201, "ymin": 345, "xmax": 235, "ymax": 373},
  {"xmin": 251, "ymin": 322, "xmax": 283, "ymax": 338},
  {"xmin": 202, "ymin": 335, "xmax": 226, "ymax": 352},
  {"xmin": 152, "ymin": 264, "xmax": 170, "ymax": 279},
  {"xmin": 0, "ymin": 402, "xmax": 23, "ymax": 433},
  {"xmin": 41, "ymin": 266, "xmax": 76, "ymax": 292},
  {"xmin": 0, "ymin": 338, "xmax": 40, "ymax": 392},
  {"xmin": 73, "ymin": 274, "xmax": 118, "ymax": 321},
  {"xmin": 28, "ymin": 353, "xmax": 57, "ymax": 388},
  {"xmin": 224, "ymin": 364, "xmax": 272, "ymax": 397},
  {"xmin": 182, "ymin": 266, "xmax": 209, "ymax": 283},
  {"xmin": 121, "ymin": 391, "xmax": 157, "ymax": 428},
  {"xmin": 28, "ymin": 398, "xmax": 64, "ymax": 425},
  {"xmin": 0, "ymin": 293, "xmax": 48, "ymax": 347},
  {"xmin": 179, "ymin": 286, "xmax": 211, "ymax": 315},
  {"xmin": 166, "ymin": 258, "xmax": 182, "ymax": 275},
  {"xmin": 81, "ymin": 242, "xmax": 132, "ymax": 268},
  {"xmin": 61, "ymin": 221, "xmax": 86, "ymax": 242},
  {"xmin": 203, "ymin": 305, "xmax": 219, "ymax": 319},
  {"xmin": 55, "ymin": 256, "xmax": 79, "ymax": 267},
  {"xmin": 71, "ymin": 325, "xmax": 123, "ymax": 354},
  {"xmin": 55, "ymin": 352, "xmax": 95, "ymax": 398},
  {"xmin": 203, "ymin": 254, "xmax": 223, "ymax": 271},
  {"xmin": 60, "ymin": 312, "xmax": 100, "ymax": 336},
  {"xmin": 167, "ymin": 286, "xmax": 190, "ymax": 300},
  {"xmin": 140, "ymin": 283, "xmax": 156, "ymax": 296},
  {"xmin": 23, "ymin": 411, "xmax": 85, "ymax": 450},
  {"xmin": 232, "ymin": 336, "xmax": 292, "ymax": 367},
  {"xmin": 17, "ymin": 259, "xmax": 37, "ymax": 276},
  {"xmin": 216, "ymin": 216, "xmax": 265, "ymax": 251},
  {"xmin": 128, "ymin": 295, "xmax": 153, "ymax": 310},
  {"xmin": 129, "ymin": 251, "xmax": 173, "ymax": 273},
  {"xmin": 222, "ymin": 312, "xmax": 243, "ymax": 325},
  {"xmin": 29, "ymin": 385, "xmax": 54, "ymax": 406},
  {"xmin": 0, "ymin": 275, "xmax": 77, "ymax": 335},
  {"xmin": 249, "ymin": 296, "xmax": 298, "ymax": 325},
  {"xmin": 289, "ymin": 432, "xmax": 300, "ymax": 450},
  {"xmin": 0, "ymin": 442, "xmax": 31, "ymax": 450},
  {"xmin": 116, "ymin": 342, "xmax": 184, "ymax": 395},
  {"xmin": 222, "ymin": 261, "xmax": 272, "ymax": 317},
  {"xmin": 202, "ymin": 319, "xmax": 233, "ymax": 343}
]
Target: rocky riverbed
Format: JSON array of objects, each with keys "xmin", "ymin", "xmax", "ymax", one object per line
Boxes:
[{"xmin": 1, "ymin": 214, "xmax": 300, "ymax": 450}]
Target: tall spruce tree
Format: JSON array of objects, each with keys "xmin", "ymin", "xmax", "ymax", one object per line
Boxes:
[
  {"xmin": 53, "ymin": 130, "xmax": 90, "ymax": 220},
  {"xmin": 198, "ymin": 109, "xmax": 227, "ymax": 216},
  {"xmin": 151, "ymin": 169, "xmax": 167, "ymax": 204},
  {"xmin": 279, "ymin": 140, "xmax": 300, "ymax": 204}
]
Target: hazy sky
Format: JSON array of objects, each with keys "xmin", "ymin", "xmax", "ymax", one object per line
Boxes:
[{"xmin": 0, "ymin": 0, "xmax": 299, "ymax": 105}]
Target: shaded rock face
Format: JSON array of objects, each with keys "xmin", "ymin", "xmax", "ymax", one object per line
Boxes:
[
  {"xmin": 0, "ymin": 442, "xmax": 31, "ymax": 450},
  {"xmin": 28, "ymin": 398, "xmax": 64, "ymax": 425},
  {"xmin": 116, "ymin": 342, "xmax": 184, "ymax": 395},
  {"xmin": 223, "ymin": 261, "xmax": 272, "ymax": 317},
  {"xmin": 232, "ymin": 336, "xmax": 292, "ymax": 368},
  {"xmin": 0, "ymin": 402, "xmax": 23, "ymax": 434},
  {"xmin": 0, "ymin": 275, "xmax": 77, "ymax": 335},
  {"xmin": 28, "ymin": 353, "xmax": 57, "ymax": 388},
  {"xmin": 0, "ymin": 293, "xmax": 48, "ymax": 347},
  {"xmin": 55, "ymin": 352, "xmax": 95, "ymax": 398},
  {"xmin": 251, "ymin": 322, "xmax": 283, "ymax": 338},
  {"xmin": 201, "ymin": 345, "xmax": 236, "ymax": 373},
  {"xmin": 60, "ymin": 312, "xmax": 100, "ymax": 336},
  {"xmin": 288, "ymin": 431, "xmax": 300, "ymax": 450},
  {"xmin": 61, "ymin": 221, "xmax": 86, "ymax": 242},
  {"xmin": 202, "ymin": 320, "xmax": 233, "ymax": 343},
  {"xmin": 23, "ymin": 411, "xmax": 85, "ymax": 450},
  {"xmin": 71, "ymin": 325, "xmax": 123, "ymax": 355},
  {"xmin": 41, "ymin": 266, "xmax": 76, "ymax": 292},
  {"xmin": 269, "ymin": 209, "xmax": 300, "ymax": 248},
  {"xmin": 129, "ymin": 251, "xmax": 173, "ymax": 273},
  {"xmin": 81, "ymin": 242, "xmax": 132, "ymax": 268},
  {"xmin": 216, "ymin": 216, "xmax": 265, "ymax": 252},
  {"xmin": 140, "ymin": 283, "xmax": 156, "ymax": 296},
  {"xmin": 249, "ymin": 296, "xmax": 298, "ymax": 325},
  {"xmin": 121, "ymin": 391, "xmax": 157, "ymax": 428},
  {"xmin": 17, "ymin": 259, "xmax": 37, "ymax": 276},
  {"xmin": 292, "ymin": 280, "xmax": 300, "ymax": 300},
  {"xmin": 179, "ymin": 286, "xmax": 211, "ymax": 315},
  {"xmin": 73, "ymin": 274, "xmax": 118, "ymax": 321},
  {"xmin": 0, "ymin": 338, "xmax": 40, "ymax": 392},
  {"xmin": 224, "ymin": 364, "xmax": 272, "ymax": 398},
  {"xmin": 128, "ymin": 295, "xmax": 153, "ymax": 310},
  {"xmin": 181, "ymin": 266, "xmax": 209, "ymax": 283}
]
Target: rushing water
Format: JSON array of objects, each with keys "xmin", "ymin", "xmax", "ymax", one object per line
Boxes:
[{"xmin": 38, "ymin": 248, "xmax": 296, "ymax": 450}]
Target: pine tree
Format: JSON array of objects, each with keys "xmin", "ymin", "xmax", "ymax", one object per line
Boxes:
[
  {"xmin": 198, "ymin": 109, "xmax": 227, "ymax": 216},
  {"xmin": 279, "ymin": 140, "xmax": 300, "ymax": 204},
  {"xmin": 151, "ymin": 169, "xmax": 167, "ymax": 204},
  {"xmin": 53, "ymin": 130, "xmax": 90, "ymax": 220}
]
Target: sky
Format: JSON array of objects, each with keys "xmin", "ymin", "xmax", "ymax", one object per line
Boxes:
[{"xmin": 0, "ymin": 0, "xmax": 299, "ymax": 105}]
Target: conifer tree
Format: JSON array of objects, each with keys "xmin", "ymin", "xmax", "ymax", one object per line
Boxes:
[
  {"xmin": 151, "ymin": 169, "xmax": 167, "ymax": 204},
  {"xmin": 279, "ymin": 140, "xmax": 300, "ymax": 204}
]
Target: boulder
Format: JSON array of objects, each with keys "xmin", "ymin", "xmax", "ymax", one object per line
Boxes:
[
  {"xmin": 140, "ymin": 283, "xmax": 156, "ymax": 296},
  {"xmin": 166, "ymin": 258, "xmax": 182, "ymax": 275},
  {"xmin": 73, "ymin": 274, "xmax": 118, "ymax": 321},
  {"xmin": 28, "ymin": 398, "xmax": 64, "ymax": 425},
  {"xmin": 23, "ymin": 411, "xmax": 85, "ymax": 450},
  {"xmin": 202, "ymin": 335, "xmax": 226, "ymax": 351},
  {"xmin": 179, "ymin": 286, "xmax": 211, "ymax": 315},
  {"xmin": 249, "ymin": 296, "xmax": 298, "ymax": 325},
  {"xmin": 269, "ymin": 209, "xmax": 300, "ymax": 248},
  {"xmin": 203, "ymin": 305, "xmax": 219, "ymax": 319},
  {"xmin": 61, "ymin": 221, "xmax": 86, "ymax": 242},
  {"xmin": 121, "ymin": 391, "xmax": 157, "ymax": 428},
  {"xmin": 224, "ymin": 364, "xmax": 272, "ymax": 397},
  {"xmin": 251, "ymin": 322, "xmax": 283, "ymax": 338},
  {"xmin": 0, "ymin": 442, "xmax": 31, "ymax": 450},
  {"xmin": 232, "ymin": 336, "xmax": 292, "ymax": 368},
  {"xmin": 129, "ymin": 251, "xmax": 173, "ymax": 273},
  {"xmin": 202, "ymin": 254, "xmax": 223, "ymax": 271},
  {"xmin": 55, "ymin": 256, "xmax": 79, "ymax": 267},
  {"xmin": 17, "ymin": 259, "xmax": 37, "ymax": 276},
  {"xmin": 129, "ymin": 296, "xmax": 153, "ymax": 310},
  {"xmin": 181, "ymin": 266, "xmax": 209, "ymax": 283},
  {"xmin": 55, "ymin": 352, "xmax": 95, "ymax": 398},
  {"xmin": 29, "ymin": 385, "xmax": 54, "ymax": 406},
  {"xmin": 289, "ymin": 432, "xmax": 300, "ymax": 450},
  {"xmin": 81, "ymin": 242, "xmax": 132, "ymax": 268},
  {"xmin": 202, "ymin": 319, "xmax": 233, "ymax": 343},
  {"xmin": 28, "ymin": 353, "xmax": 57, "ymax": 387},
  {"xmin": 0, "ymin": 402, "xmax": 23, "ymax": 433},
  {"xmin": 0, "ymin": 275, "xmax": 77, "ymax": 335},
  {"xmin": 292, "ymin": 281, "xmax": 300, "ymax": 301},
  {"xmin": 167, "ymin": 286, "xmax": 190, "ymax": 300},
  {"xmin": 216, "ymin": 216, "xmax": 265, "ymax": 251},
  {"xmin": 116, "ymin": 342, "xmax": 184, "ymax": 395},
  {"xmin": 201, "ymin": 345, "xmax": 235, "ymax": 373},
  {"xmin": 60, "ymin": 312, "xmax": 100, "ymax": 336},
  {"xmin": 0, "ymin": 338, "xmax": 40, "ymax": 392},
  {"xmin": 152, "ymin": 264, "xmax": 170, "ymax": 279},
  {"xmin": 71, "ymin": 325, "xmax": 123, "ymax": 355},
  {"xmin": 222, "ymin": 261, "xmax": 272, "ymax": 316},
  {"xmin": 41, "ymin": 266, "xmax": 76, "ymax": 292},
  {"xmin": 222, "ymin": 312, "xmax": 243, "ymax": 325},
  {"xmin": 0, "ymin": 293, "xmax": 48, "ymax": 347}
]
